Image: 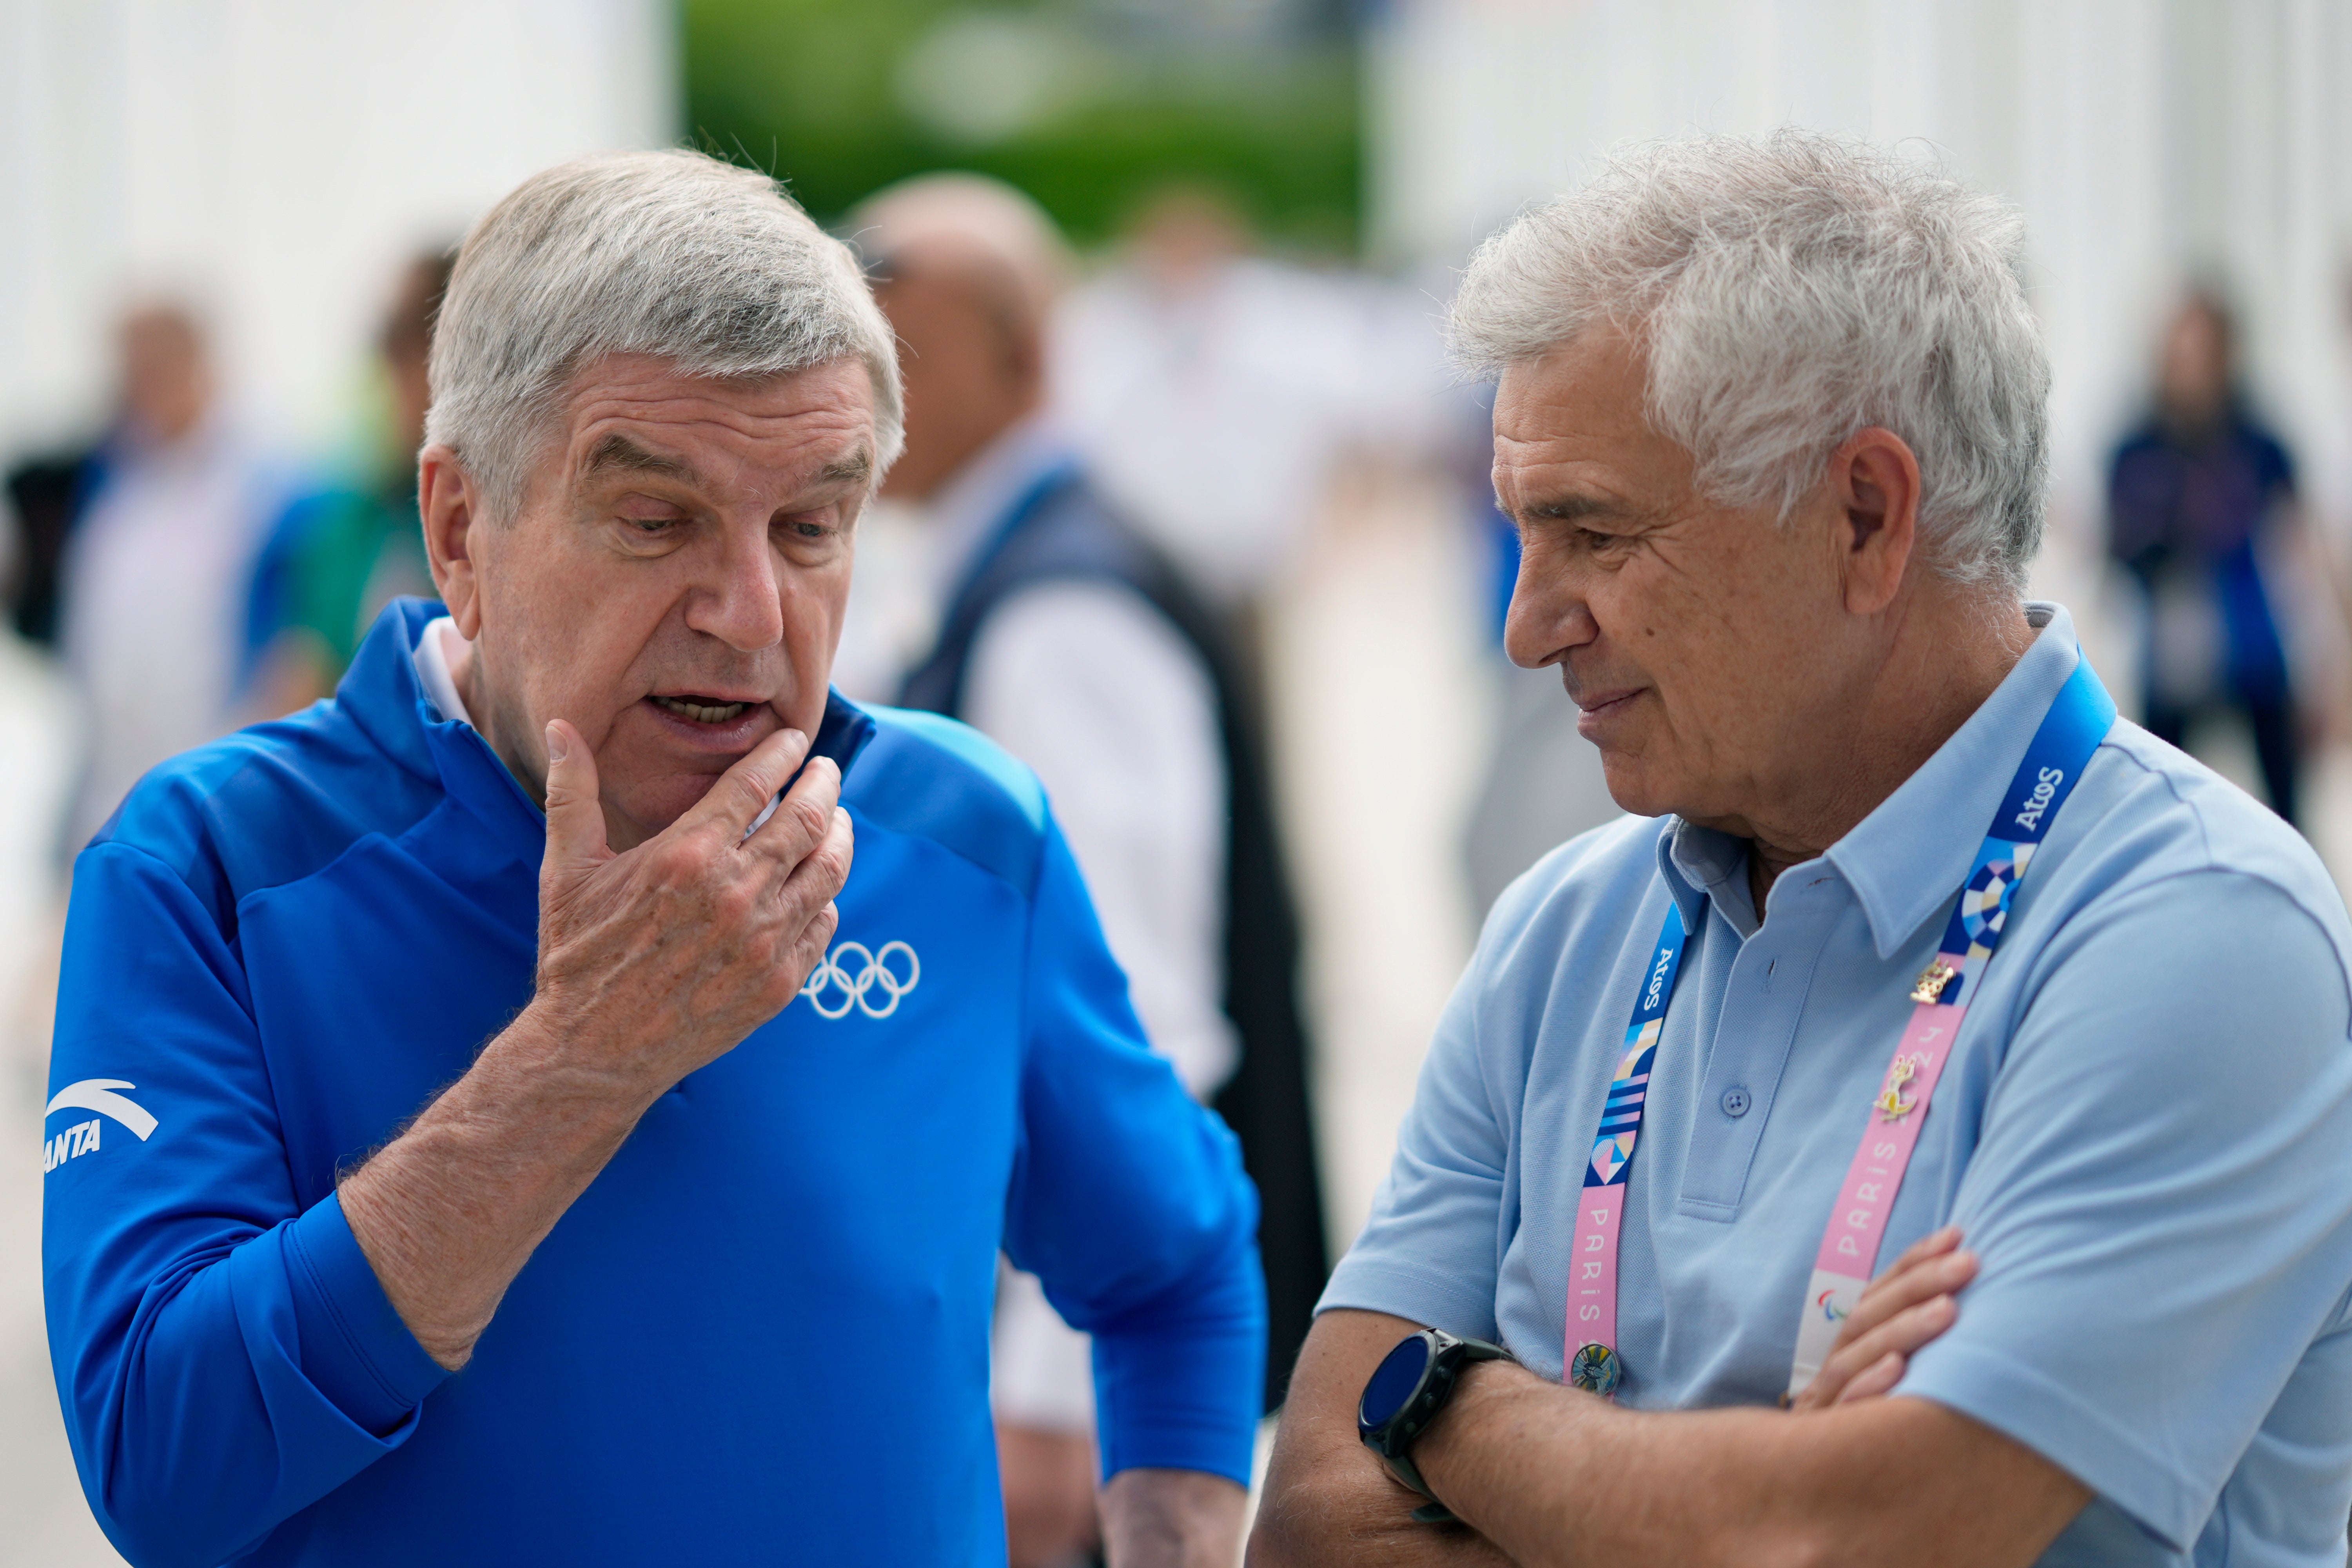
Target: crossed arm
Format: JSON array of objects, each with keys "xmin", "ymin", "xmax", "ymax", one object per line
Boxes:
[{"xmin": 1250, "ymin": 1233, "xmax": 2091, "ymax": 1568}]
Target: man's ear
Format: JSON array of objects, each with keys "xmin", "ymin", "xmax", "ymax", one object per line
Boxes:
[
  {"xmin": 1830, "ymin": 428, "xmax": 1924, "ymax": 617},
  {"xmin": 418, "ymin": 445, "xmax": 486, "ymax": 639}
]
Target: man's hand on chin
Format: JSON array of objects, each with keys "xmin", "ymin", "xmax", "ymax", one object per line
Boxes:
[{"xmin": 340, "ymin": 719, "xmax": 853, "ymax": 1368}]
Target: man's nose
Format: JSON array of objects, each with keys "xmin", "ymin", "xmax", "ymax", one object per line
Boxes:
[
  {"xmin": 685, "ymin": 525, "xmax": 787, "ymax": 652},
  {"xmin": 1502, "ymin": 538, "xmax": 1600, "ymax": 671}
]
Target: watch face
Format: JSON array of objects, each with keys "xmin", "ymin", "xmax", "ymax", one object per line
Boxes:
[{"xmin": 1359, "ymin": 1333, "xmax": 1434, "ymax": 1432}]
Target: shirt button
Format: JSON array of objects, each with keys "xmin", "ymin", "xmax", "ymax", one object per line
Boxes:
[{"xmin": 1720, "ymin": 1085, "xmax": 1752, "ymax": 1118}]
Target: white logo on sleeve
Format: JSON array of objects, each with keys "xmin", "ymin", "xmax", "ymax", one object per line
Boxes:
[
  {"xmin": 43, "ymin": 1080, "xmax": 157, "ymax": 1173},
  {"xmin": 798, "ymin": 940, "xmax": 920, "ymax": 1020}
]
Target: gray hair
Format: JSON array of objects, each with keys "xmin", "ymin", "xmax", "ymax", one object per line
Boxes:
[
  {"xmin": 1452, "ymin": 130, "xmax": 2049, "ymax": 592},
  {"xmin": 426, "ymin": 149, "xmax": 903, "ymax": 515}
]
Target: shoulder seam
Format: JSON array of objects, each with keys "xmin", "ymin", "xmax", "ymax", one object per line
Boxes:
[
  {"xmin": 2049, "ymin": 857, "xmax": 2352, "ymax": 1014},
  {"xmin": 99, "ymin": 745, "xmax": 399, "ymax": 911},
  {"xmin": 864, "ymin": 706, "xmax": 1047, "ymax": 831},
  {"xmin": 81, "ymin": 837, "xmax": 217, "ymax": 919},
  {"xmin": 2097, "ymin": 732, "xmax": 2218, "ymax": 868}
]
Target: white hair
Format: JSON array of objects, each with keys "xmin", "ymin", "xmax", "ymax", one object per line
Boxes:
[
  {"xmin": 426, "ymin": 149, "xmax": 903, "ymax": 515},
  {"xmin": 1452, "ymin": 130, "xmax": 2049, "ymax": 592}
]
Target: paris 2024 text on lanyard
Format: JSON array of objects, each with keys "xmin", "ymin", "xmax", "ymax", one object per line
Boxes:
[{"xmin": 1562, "ymin": 654, "xmax": 2117, "ymax": 1403}]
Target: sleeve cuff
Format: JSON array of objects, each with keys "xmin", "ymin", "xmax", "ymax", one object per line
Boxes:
[
  {"xmin": 1316, "ymin": 1256, "xmax": 1504, "ymax": 1353},
  {"xmin": 1088, "ymin": 1250, "xmax": 1265, "ymax": 1488},
  {"xmin": 1900, "ymin": 1337, "xmax": 2196, "ymax": 1550},
  {"xmin": 284, "ymin": 1191, "xmax": 448, "ymax": 1436},
  {"xmin": 1091, "ymin": 1326, "xmax": 1262, "ymax": 1487}
]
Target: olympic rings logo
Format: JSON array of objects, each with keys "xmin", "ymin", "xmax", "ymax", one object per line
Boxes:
[{"xmin": 799, "ymin": 939, "xmax": 921, "ymax": 1020}]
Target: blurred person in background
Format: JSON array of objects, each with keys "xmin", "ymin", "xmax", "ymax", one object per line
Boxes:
[
  {"xmin": 851, "ymin": 172, "xmax": 1325, "ymax": 1568},
  {"xmin": 43, "ymin": 150, "xmax": 1261, "ymax": 1568},
  {"xmin": 2107, "ymin": 289, "xmax": 2313, "ymax": 823},
  {"xmin": 4, "ymin": 429, "xmax": 103, "ymax": 652},
  {"xmin": 1053, "ymin": 183, "xmax": 1443, "ymax": 641},
  {"xmin": 267, "ymin": 250, "xmax": 453, "ymax": 704},
  {"xmin": 53, "ymin": 300, "xmax": 310, "ymax": 849}
]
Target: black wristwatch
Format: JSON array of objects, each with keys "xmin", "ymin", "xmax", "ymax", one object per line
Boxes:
[{"xmin": 1357, "ymin": 1328, "xmax": 1515, "ymax": 1525}]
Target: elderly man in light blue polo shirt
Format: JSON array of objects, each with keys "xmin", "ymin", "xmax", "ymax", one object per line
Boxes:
[{"xmin": 1252, "ymin": 131, "xmax": 2352, "ymax": 1568}]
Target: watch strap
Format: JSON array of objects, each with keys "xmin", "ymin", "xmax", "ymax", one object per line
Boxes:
[{"xmin": 1368, "ymin": 1334, "xmax": 1514, "ymax": 1525}]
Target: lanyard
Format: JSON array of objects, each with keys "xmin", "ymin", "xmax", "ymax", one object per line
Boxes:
[{"xmin": 1563, "ymin": 655, "xmax": 2117, "ymax": 1401}]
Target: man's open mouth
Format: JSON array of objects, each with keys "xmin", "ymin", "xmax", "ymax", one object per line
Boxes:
[{"xmin": 650, "ymin": 695, "xmax": 751, "ymax": 725}]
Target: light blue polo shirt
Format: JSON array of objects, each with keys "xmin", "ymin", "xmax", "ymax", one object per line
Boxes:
[{"xmin": 1323, "ymin": 604, "xmax": 2352, "ymax": 1566}]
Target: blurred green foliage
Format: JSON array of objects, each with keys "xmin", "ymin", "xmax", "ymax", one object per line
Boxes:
[{"xmin": 682, "ymin": 0, "xmax": 1363, "ymax": 254}]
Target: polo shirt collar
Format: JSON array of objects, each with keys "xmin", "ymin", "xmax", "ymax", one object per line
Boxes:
[
  {"xmin": 1658, "ymin": 818, "xmax": 1750, "ymax": 940},
  {"xmin": 1654, "ymin": 602, "xmax": 2081, "ymax": 957},
  {"xmin": 1828, "ymin": 601, "xmax": 2079, "ymax": 957}
]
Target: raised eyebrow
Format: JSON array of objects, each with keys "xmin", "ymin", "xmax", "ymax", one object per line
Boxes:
[{"xmin": 583, "ymin": 434, "xmax": 700, "ymax": 485}]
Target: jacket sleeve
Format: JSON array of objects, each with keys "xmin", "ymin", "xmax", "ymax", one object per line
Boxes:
[
  {"xmin": 1001, "ymin": 817, "xmax": 1266, "ymax": 1486},
  {"xmin": 43, "ymin": 842, "xmax": 448, "ymax": 1568}
]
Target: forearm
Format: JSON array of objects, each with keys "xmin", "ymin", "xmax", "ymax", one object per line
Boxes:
[
  {"xmin": 1416, "ymin": 1367, "xmax": 2084, "ymax": 1568},
  {"xmin": 1415, "ymin": 1368, "xmax": 1799, "ymax": 1567},
  {"xmin": 56, "ymin": 1203, "xmax": 452, "ymax": 1568},
  {"xmin": 339, "ymin": 1002, "xmax": 659, "ymax": 1367},
  {"xmin": 1102, "ymin": 1468, "xmax": 1247, "ymax": 1568},
  {"xmin": 1250, "ymin": 1310, "xmax": 1518, "ymax": 1568},
  {"xmin": 1249, "ymin": 1443, "xmax": 1517, "ymax": 1567}
]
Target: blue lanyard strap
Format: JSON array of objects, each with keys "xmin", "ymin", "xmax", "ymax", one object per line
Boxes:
[
  {"xmin": 1929, "ymin": 655, "xmax": 2117, "ymax": 1006},
  {"xmin": 1564, "ymin": 650, "xmax": 2116, "ymax": 1398},
  {"xmin": 1584, "ymin": 904, "xmax": 1688, "ymax": 1189}
]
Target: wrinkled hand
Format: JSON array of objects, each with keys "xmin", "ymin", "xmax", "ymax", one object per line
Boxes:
[
  {"xmin": 529, "ymin": 719, "xmax": 853, "ymax": 1096},
  {"xmin": 1788, "ymin": 1225, "xmax": 1977, "ymax": 1412}
]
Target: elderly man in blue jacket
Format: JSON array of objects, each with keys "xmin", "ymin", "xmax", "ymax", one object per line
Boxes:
[{"xmin": 40, "ymin": 149, "xmax": 1262, "ymax": 1568}]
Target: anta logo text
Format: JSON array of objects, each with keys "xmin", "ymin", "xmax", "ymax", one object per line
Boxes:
[
  {"xmin": 43, "ymin": 1080, "xmax": 158, "ymax": 1174},
  {"xmin": 2012, "ymin": 766, "xmax": 2063, "ymax": 832}
]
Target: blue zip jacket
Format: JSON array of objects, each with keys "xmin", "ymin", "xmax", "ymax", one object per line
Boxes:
[{"xmin": 42, "ymin": 599, "xmax": 1265, "ymax": 1566}]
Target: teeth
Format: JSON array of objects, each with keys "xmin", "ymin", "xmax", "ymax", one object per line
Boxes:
[{"xmin": 653, "ymin": 695, "xmax": 749, "ymax": 724}]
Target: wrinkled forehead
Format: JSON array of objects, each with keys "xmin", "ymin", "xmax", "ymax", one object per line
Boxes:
[
  {"xmin": 545, "ymin": 352, "xmax": 878, "ymax": 497},
  {"xmin": 1490, "ymin": 331, "xmax": 1688, "ymax": 502},
  {"xmin": 1492, "ymin": 329, "xmax": 1652, "ymax": 436}
]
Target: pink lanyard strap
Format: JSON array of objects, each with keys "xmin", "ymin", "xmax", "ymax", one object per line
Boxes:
[
  {"xmin": 1563, "ymin": 656, "xmax": 2116, "ymax": 1403},
  {"xmin": 1782, "ymin": 960, "xmax": 1973, "ymax": 1395}
]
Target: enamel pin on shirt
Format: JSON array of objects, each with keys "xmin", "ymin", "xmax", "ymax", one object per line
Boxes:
[{"xmin": 1561, "ymin": 654, "xmax": 2116, "ymax": 1403}]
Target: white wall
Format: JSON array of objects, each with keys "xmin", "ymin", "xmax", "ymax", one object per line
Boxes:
[
  {"xmin": 0, "ymin": 0, "xmax": 678, "ymax": 461},
  {"xmin": 1368, "ymin": 0, "xmax": 2352, "ymax": 579}
]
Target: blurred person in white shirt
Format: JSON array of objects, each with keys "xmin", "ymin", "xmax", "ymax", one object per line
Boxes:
[
  {"xmin": 57, "ymin": 302, "xmax": 303, "ymax": 848},
  {"xmin": 849, "ymin": 173, "xmax": 1325, "ymax": 1568},
  {"xmin": 1052, "ymin": 185, "xmax": 1447, "ymax": 616}
]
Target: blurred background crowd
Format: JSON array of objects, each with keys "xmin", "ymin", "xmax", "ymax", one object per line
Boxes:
[{"xmin": 4, "ymin": 1, "xmax": 2352, "ymax": 1563}]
